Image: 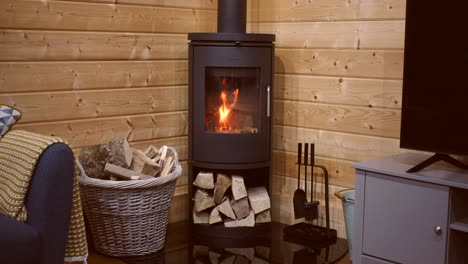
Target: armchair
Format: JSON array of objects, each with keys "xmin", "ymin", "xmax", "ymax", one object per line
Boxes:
[{"xmin": 0, "ymin": 143, "xmax": 75, "ymax": 264}]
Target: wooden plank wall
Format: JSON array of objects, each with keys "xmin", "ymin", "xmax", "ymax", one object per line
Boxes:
[
  {"xmin": 0, "ymin": 0, "xmax": 217, "ymax": 223},
  {"xmin": 248, "ymin": 0, "xmax": 406, "ymax": 236},
  {"xmin": 0, "ymin": 0, "xmax": 407, "ymax": 238}
]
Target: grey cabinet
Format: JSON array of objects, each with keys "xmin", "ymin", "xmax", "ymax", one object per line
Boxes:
[
  {"xmin": 363, "ymin": 173, "xmax": 448, "ymax": 263},
  {"xmin": 352, "ymin": 153, "xmax": 468, "ymax": 264}
]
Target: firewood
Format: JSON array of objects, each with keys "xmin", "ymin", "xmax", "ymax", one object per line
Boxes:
[
  {"xmin": 152, "ymin": 153, "xmax": 161, "ymax": 163},
  {"xmin": 219, "ymin": 256, "xmax": 235, "ymax": 264},
  {"xmin": 193, "ymin": 245, "xmax": 209, "ymax": 258},
  {"xmin": 255, "ymin": 209, "xmax": 271, "ymax": 224},
  {"xmin": 231, "ymin": 197, "xmax": 250, "ymax": 220},
  {"xmin": 214, "ymin": 173, "xmax": 232, "ymax": 204},
  {"xmin": 218, "ymin": 253, "xmax": 235, "ymax": 264},
  {"xmin": 79, "ymin": 139, "xmax": 133, "ymax": 179},
  {"xmin": 218, "ymin": 197, "xmax": 236, "ymax": 219},
  {"xmin": 160, "ymin": 156, "xmax": 175, "ymax": 176},
  {"xmin": 234, "ymin": 255, "xmax": 250, "ymax": 264},
  {"xmin": 193, "ymin": 209, "xmax": 210, "ymax": 224},
  {"xmin": 143, "ymin": 145, "xmax": 159, "ymax": 159},
  {"xmin": 130, "ymin": 149, "xmax": 161, "ymax": 177},
  {"xmin": 193, "ymin": 172, "xmax": 215, "ymax": 189},
  {"xmin": 225, "ymin": 248, "xmax": 255, "ymax": 261},
  {"xmin": 252, "ymin": 257, "xmax": 269, "ymax": 264},
  {"xmin": 109, "ymin": 175, "xmax": 119, "ymax": 181},
  {"xmin": 194, "ymin": 189, "xmax": 216, "ymax": 213},
  {"xmin": 231, "ymin": 175, "xmax": 247, "ymax": 201},
  {"xmin": 158, "ymin": 145, "xmax": 168, "ymax": 167},
  {"xmin": 247, "ymin": 187, "xmax": 271, "ymax": 214},
  {"xmin": 104, "ymin": 163, "xmax": 153, "ymax": 180},
  {"xmin": 209, "ymin": 251, "xmax": 221, "ymax": 264},
  {"xmin": 224, "ymin": 210, "xmax": 255, "ymax": 227},
  {"xmin": 254, "ymin": 246, "xmax": 270, "ymax": 260},
  {"xmin": 209, "ymin": 206, "xmax": 223, "ymax": 225}
]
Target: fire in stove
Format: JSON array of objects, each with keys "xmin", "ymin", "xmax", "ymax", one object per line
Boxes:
[
  {"xmin": 205, "ymin": 72, "xmax": 259, "ymax": 134},
  {"xmin": 218, "ymin": 78, "xmax": 239, "ymax": 131}
]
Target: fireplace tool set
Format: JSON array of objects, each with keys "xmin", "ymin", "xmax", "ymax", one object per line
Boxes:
[{"xmin": 283, "ymin": 143, "xmax": 337, "ymax": 249}]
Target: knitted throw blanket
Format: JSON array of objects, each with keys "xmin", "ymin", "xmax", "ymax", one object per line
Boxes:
[{"xmin": 0, "ymin": 130, "xmax": 88, "ymax": 263}]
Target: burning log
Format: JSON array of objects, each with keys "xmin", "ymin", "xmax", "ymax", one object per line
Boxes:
[
  {"xmin": 193, "ymin": 172, "xmax": 215, "ymax": 190},
  {"xmin": 130, "ymin": 149, "xmax": 161, "ymax": 177},
  {"xmin": 104, "ymin": 163, "xmax": 153, "ymax": 180},
  {"xmin": 218, "ymin": 197, "xmax": 236, "ymax": 219},
  {"xmin": 231, "ymin": 197, "xmax": 250, "ymax": 220},
  {"xmin": 194, "ymin": 189, "xmax": 216, "ymax": 213},
  {"xmin": 231, "ymin": 175, "xmax": 247, "ymax": 201},
  {"xmin": 214, "ymin": 173, "xmax": 232, "ymax": 204},
  {"xmin": 217, "ymin": 88, "xmax": 239, "ymax": 131},
  {"xmin": 224, "ymin": 210, "xmax": 255, "ymax": 227},
  {"xmin": 79, "ymin": 139, "xmax": 133, "ymax": 179},
  {"xmin": 247, "ymin": 187, "xmax": 271, "ymax": 214}
]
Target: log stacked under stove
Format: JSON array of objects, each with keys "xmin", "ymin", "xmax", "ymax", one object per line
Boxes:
[{"xmin": 192, "ymin": 172, "xmax": 271, "ymax": 227}]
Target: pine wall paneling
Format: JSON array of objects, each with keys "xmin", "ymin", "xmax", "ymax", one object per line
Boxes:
[
  {"xmin": 248, "ymin": 0, "xmax": 406, "ymax": 236},
  {"xmin": 0, "ymin": 0, "xmax": 216, "ymax": 33},
  {"xmin": 1, "ymin": 0, "xmax": 406, "ymax": 238},
  {"xmin": 0, "ymin": 61, "xmax": 188, "ymax": 91},
  {"xmin": 0, "ymin": 0, "xmax": 217, "ymax": 224},
  {"xmin": 0, "ymin": 31, "xmax": 188, "ymax": 61}
]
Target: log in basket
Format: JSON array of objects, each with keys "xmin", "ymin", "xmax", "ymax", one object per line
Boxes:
[{"xmin": 78, "ymin": 147, "xmax": 182, "ymax": 256}]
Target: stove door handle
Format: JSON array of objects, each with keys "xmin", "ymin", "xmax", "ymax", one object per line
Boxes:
[{"xmin": 267, "ymin": 85, "xmax": 271, "ymax": 117}]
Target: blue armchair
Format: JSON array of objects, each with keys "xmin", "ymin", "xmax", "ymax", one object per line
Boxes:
[{"xmin": 0, "ymin": 143, "xmax": 75, "ymax": 264}]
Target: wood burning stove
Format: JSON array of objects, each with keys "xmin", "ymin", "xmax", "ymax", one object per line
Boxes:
[
  {"xmin": 190, "ymin": 46, "xmax": 273, "ymax": 167},
  {"xmin": 188, "ymin": 0, "xmax": 275, "ymax": 244}
]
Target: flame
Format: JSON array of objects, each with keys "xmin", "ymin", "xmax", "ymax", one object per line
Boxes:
[{"xmin": 218, "ymin": 88, "xmax": 239, "ymax": 130}]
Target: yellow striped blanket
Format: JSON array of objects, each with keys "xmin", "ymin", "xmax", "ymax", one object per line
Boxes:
[{"xmin": 0, "ymin": 130, "xmax": 88, "ymax": 263}]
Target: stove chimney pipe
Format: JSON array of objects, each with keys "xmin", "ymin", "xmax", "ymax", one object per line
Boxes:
[{"xmin": 217, "ymin": 0, "xmax": 247, "ymax": 33}]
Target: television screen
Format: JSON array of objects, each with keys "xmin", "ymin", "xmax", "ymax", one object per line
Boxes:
[{"xmin": 400, "ymin": 1, "xmax": 468, "ymax": 156}]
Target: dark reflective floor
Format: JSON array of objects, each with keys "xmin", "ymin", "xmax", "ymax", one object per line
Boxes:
[{"xmin": 96, "ymin": 221, "xmax": 349, "ymax": 264}]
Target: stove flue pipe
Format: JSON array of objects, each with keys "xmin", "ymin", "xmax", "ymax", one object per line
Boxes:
[{"xmin": 217, "ymin": 0, "xmax": 247, "ymax": 33}]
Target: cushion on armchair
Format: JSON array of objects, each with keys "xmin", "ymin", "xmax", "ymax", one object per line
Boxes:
[{"xmin": 0, "ymin": 105, "xmax": 21, "ymax": 139}]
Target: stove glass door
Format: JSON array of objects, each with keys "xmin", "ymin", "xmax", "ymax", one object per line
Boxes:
[{"xmin": 205, "ymin": 67, "xmax": 260, "ymax": 134}]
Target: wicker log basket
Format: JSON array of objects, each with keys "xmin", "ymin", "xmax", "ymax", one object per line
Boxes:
[{"xmin": 78, "ymin": 147, "xmax": 182, "ymax": 256}]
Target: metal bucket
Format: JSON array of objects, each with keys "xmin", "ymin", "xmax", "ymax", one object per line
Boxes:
[{"xmin": 334, "ymin": 189, "xmax": 355, "ymax": 260}]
